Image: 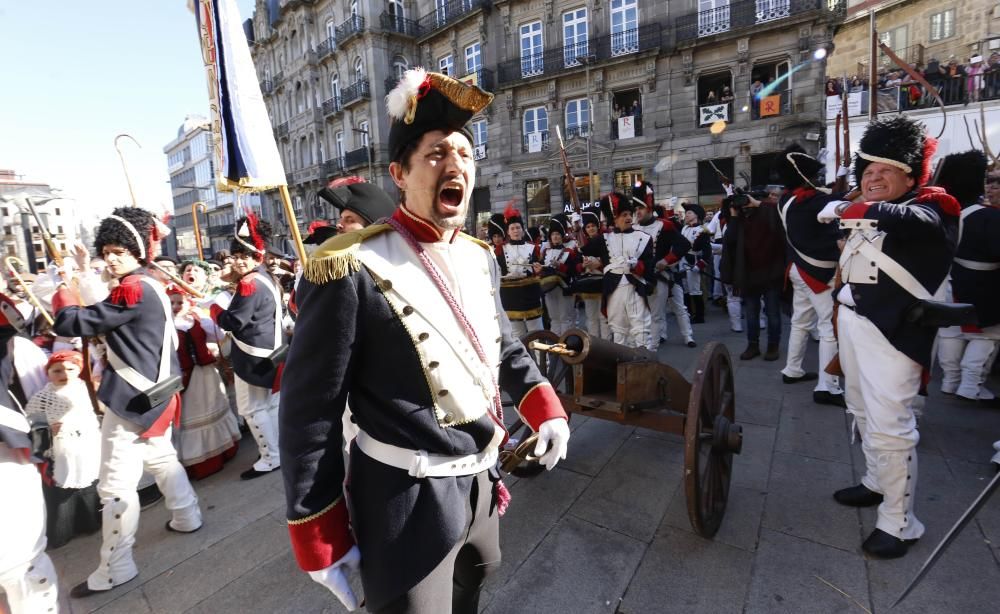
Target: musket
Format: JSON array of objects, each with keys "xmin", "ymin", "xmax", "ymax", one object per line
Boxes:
[
  {"xmin": 707, "ymin": 159, "xmax": 734, "ymax": 193},
  {"xmin": 115, "ymin": 134, "xmax": 141, "ymax": 209},
  {"xmin": 4, "ymin": 256, "xmax": 54, "ymax": 326},
  {"xmin": 192, "ymin": 201, "xmax": 207, "ymax": 261},
  {"xmin": 554, "ymin": 126, "xmax": 587, "ymax": 245},
  {"xmin": 834, "ymin": 112, "xmax": 843, "ymax": 191},
  {"xmin": 891, "ymin": 471, "xmax": 1000, "ymax": 608},
  {"xmin": 24, "ymin": 197, "xmax": 65, "ymax": 271}
]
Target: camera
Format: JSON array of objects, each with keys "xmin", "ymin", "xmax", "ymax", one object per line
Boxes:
[{"xmin": 731, "ymin": 188, "xmax": 768, "ymax": 209}]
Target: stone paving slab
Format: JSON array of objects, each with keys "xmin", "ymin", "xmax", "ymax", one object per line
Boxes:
[
  {"xmin": 555, "ymin": 418, "xmax": 634, "ymax": 477},
  {"xmin": 775, "ymin": 400, "xmax": 852, "ymax": 464},
  {"xmin": 660, "ymin": 484, "xmax": 767, "ymax": 553}
]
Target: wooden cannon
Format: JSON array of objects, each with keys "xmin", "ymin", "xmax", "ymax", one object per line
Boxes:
[{"xmin": 501, "ymin": 328, "xmax": 743, "ymax": 538}]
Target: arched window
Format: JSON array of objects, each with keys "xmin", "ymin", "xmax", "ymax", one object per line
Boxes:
[
  {"xmin": 350, "ymin": 0, "xmax": 359, "ymax": 17},
  {"xmin": 331, "ymin": 74, "xmax": 340, "ymax": 100},
  {"xmin": 388, "ymin": 0, "xmax": 405, "ymax": 22},
  {"xmin": 354, "ymin": 57, "xmax": 364, "ymax": 82},
  {"xmin": 392, "ymin": 56, "xmax": 408, "ymax": 79}
]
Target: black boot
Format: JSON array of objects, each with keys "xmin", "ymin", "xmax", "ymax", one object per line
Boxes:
[
  {"xmin": 740, "ymin": 343, "xmax": 760, "ymax": 360},
  {"xmin": 862, "ymin": 528, "xmax": 916, "ymax": 559},
  {"xmin": 691, "ymin": 295, "xmax": 705, "ymax": 324},
  {"xmin": 833, "ymin": 484, "xmax": 883, "ymax": 507}
]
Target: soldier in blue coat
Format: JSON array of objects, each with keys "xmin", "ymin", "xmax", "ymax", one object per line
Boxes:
[
  {"xmin": 53, "ymin": 208, "xmax": 202, "ymax": 598},
  {"xmin": 212, "ymin": 215, "xmax": 286, "ymax": 480},
  {"xmin": 280, "ymin": 68, "xmax": 570, "ymax": 613},
  {"xmin": 818, "ymin": 116, "xmax": 959, "ymax": 558}
]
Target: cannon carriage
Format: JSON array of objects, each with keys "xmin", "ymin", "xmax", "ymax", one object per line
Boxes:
[{"xmin": 501, "ymin": 329, "xmax": 744, "ymax": 538}]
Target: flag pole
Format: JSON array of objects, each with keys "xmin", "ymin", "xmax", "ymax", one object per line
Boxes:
[{"xmin": 278, "ymin": 185, "xmax": 307, "ymax": 264}]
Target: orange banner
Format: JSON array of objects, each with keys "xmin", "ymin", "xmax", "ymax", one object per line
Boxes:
[{"xmin": 760, "ymin": 95, "xmax": 782, "ymax": 117}]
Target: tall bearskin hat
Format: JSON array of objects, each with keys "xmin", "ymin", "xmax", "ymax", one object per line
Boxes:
[
  {"xmin": 503, "ymin": 202, "xmax": 525, "ymax": 230},
  {"xmin": 854, "ymin": 116, "xmax": 937, "ymax": 187},
  {"xmin": 386, "ymin": 68, "xmax": 494, "ymax": 163},
  {"xmin": 547, "ymin": 213, "xmax": 571, "ymax": 240},
  {"xmin": 487, "ymin": 213, "xmax": 506, "ymax": 240},
  {"xmin": 95, "ymin": 207, "xmax": 159, "ymax": 264},
  {"xmin": 599, "ymin": 192, "xmax": 632, "ymax": 222},
  {"xmin": 632, "ymin": 180, "xmax": 655, "ymax": 208},
  {"xmin": 318, "ymin": 176, "xmax": 397, "ymax": 226},
  {"xmin": 230, "ymin": 214, "xmax": 272, "ymax": 259},
  {"xmin": 774, "ymin": 143, "xmax": 824, "ymax": 190},
  {"xmin": 935, "ymin": 150, "xmax": 988, "ymax": 206}
]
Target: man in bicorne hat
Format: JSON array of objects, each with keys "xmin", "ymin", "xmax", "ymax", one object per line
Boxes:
[
  {"xmin": 279, "ymin": 68, "xmax": 569, "ymax": 613},
  {"xmin": 596, "ymin": 192, "xmax": 655, "ymax": 348},
  {"xmin": 574, "ymin": 209, "xmax": 610, "ymax": 338},
  {"xmin": 53, "ymin": 208, "xmax": 203, "ymax": 598},
  {"xmin": 818, "ymin": 116, "xmax": 959, "ymax": 558},
  {"xmin": 212, "ymin": 216, "xmax": 286, "ymax": 480},
  {"xmin": 539, "ymin": 213, "xmax": 578, "ymax": 336},
  {"xmin": 496, "ymin": 204, "xmax": 544, "ymax": 338},
  {"xmin": 318, "ymin": 175, "xmax": 398, "ymax": 235},
  {"xmin": 934, "ymin": 151, "xmax": 1000, "ymax": 405},
  {"xmin": 774, "ymin": 144, "xmax": 846, "ymax": 408}
]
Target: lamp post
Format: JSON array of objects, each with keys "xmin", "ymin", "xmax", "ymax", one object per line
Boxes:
[{"xmin": 352, "ymin": 127, "xmax": 375, "ymax": 181}]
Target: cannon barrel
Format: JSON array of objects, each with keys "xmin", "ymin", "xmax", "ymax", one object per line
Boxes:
[{"xmin": 558, "ymin": 328, "xmax": 657, "ymax": 367}]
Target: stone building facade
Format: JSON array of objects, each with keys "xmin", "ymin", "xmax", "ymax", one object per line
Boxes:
[
  {"xmin": 0, "ymin": 170, "xmax": 77, "ymax": 275},
  {"xmin": 248, "ymin": 0, "xmax": 843, "ymax": 238},
  {"xmin": 826, "ymin": 0, "xmax": 1000, "ymax": 81}
]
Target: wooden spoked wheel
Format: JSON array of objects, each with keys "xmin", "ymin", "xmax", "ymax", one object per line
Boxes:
[
  {"xmin": 684, "ymin": 341, "xmax": 742, "ymax": 537},
  {"xmin": 499, "ymin": 330, "xmax": 572, "ymax": 476}
]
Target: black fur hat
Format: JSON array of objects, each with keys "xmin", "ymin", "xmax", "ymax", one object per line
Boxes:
[
  {"xmin": 599, "ymin": 192, "xmax": 632, "ymax": 223},
  {"xmin": 230, "ymin": 214, "xmax": 273, "ymax": 259},
  {"xmin": 95, "ymin": 207, "xmax": 157, "ymax": 263},
  {"xmin": 774, "ymin": 144, "xmax": 823, "ymax": 190},
  {"xmin": 854, "ymin": 116, "xmax": 936, "ymax": 187},
  {"xmin": 935, "ymin": 150, "xmax": 988, "ymax": 205}
]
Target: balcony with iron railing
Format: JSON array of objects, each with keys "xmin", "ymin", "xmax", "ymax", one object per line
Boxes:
[
  {"xmin": 261, "ymin": 79, "xmax": 274, "ymax": 94},
  {"xmin": 458, "ymin": 67, "xmax": 495, "ymax": 92},
  {"xmin": 341, "ymin": 79, "xmax": 370, "ymax": 107},
  {"xmin": 521, "ymin": 130, "xmax": 551, "ymax": 153},
  {"xmin": 336, "ymin": 15, "xmax": 365, "ymax": 43},
  {"xmin": 322, "ymin": 96, "xmax": 343, "ymax": 117},
  {"xmin": 417, "ymin": 0, "xmax": 491, "ymax": 40},
  {"xmin": 385, "ymin": 75, "xmax": 400, "ymax": 93},
  {"xmin": 677, "ymin": 0, "xmax": 829, "ymax": 42},
  {"xmin": 380, "ymin": 12, "xmax": 421, "ymax": 37},
  {"xmin": 317, "ymin": 36, "xmax": 337, "ymax": 60},
  {"xmin": 322, "ymin": 157, "xmax": 346, "ymax": 176},
  {"xmin": 344, "ymin": 146, "xmax": 371, "ymax": 169},
  {"xmin": 563, "ymin": 125, "xmax": 590, "ymax": 140},
  {"xmin": 498, "ymin": 24, "xmax": 661, "ymax": 85},
  {"xmin": 275, "ymin": 122, "xmax": 289, "ymax": 138}
]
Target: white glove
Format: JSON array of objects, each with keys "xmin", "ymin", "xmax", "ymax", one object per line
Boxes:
[
  {"xmin": 817, "ymin": 200, "xmax": 849, "ymax": 223},
  {"xmin": 212, "ymin": 290, "xmax": 233, "ymax": 311},
  {"xmin": 723, "ymin": 182, "xmax": 735, "ymax": 196},
  {"xmin": 837, "ymin": 165, "xmax": 850, "ymax": 178},
  {"xmin": 534, "ymin": 418, "xmax": 570, "ymax": 470},
  {"xmin": 308, "ymin": 545, "xmax": 362, "ymax": 611}
]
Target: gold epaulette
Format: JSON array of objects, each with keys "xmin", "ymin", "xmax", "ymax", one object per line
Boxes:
[
  {"xmin": 457, "ymin": 232, "xmax": 491, "ymax": 250},
  {"xmin": 304, "ymin": 223, "xmax": 391, "ymax": 284}
]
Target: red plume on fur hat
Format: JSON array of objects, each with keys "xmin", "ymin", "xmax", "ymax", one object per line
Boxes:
[
  {"xmin": 245, "ymin": 211, "xmax": 265, "ymax": 253},
  {"xmin": 503, "ymin": 201, "xmax": 524, "ymax": 228}
]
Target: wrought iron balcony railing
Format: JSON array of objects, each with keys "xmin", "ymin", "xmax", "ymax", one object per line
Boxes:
[
  {"xmin": 677, "ymin": 0, "xmax": 825, "ymax": 42},
  {"xmin": 498, "ymin": 25, "xmax": 661, "ymax": 85},
  {"xmin": 344, "ymin": 146, "xmax": 371, "ymax": 169},
  {"xmin": 261, "ymin": 79, "xmax": 274, "ymax": 94},
  {"xmin": 336, "ymin": 15, "xmax": 365, "ymax": 42},
  {"xmin": 275, "ymin": 122, "xmax": 289, "ymax": 138},
  {"xmin": 417, "ymin": 0, "xmax": 491, "ymax": 39},
  {"xmin": 323, "ymin": 157, "xmax": 346, "ymax": 176},
  {"xmin": 380, "ymin": 12, "xmax": 421, "ymax": 37},
  {"xmin": 341, "ymin": 79, "xmax": 370, "ymax": 106},
  {"xmin": 521, "ymin": 131, "xmax": 550, "ymax": 153},
  {"xmin": 458, "ymin": 68, "xmax": 495, "ymax": 92},
  {"xmin": 564, "ymin": 125, "xmax": 590, "ymax": 140},
  {"xmin": 322, "ymin": 96, "xmax": 342, "ymax": 117},
  {"xmin": 317, "ymin": 36, "xmax": 336, "ymax": 60}
]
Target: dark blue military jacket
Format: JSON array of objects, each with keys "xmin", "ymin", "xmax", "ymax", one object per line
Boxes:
[
  {"xmin": 216, "ymin": 265, "xmax": 283, "ymax": 388},
  {"xmin": 951, "ymin": 203, "xmax": 1000, "ymax": 329}
]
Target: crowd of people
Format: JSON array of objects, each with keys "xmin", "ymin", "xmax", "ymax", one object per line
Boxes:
[{"xmin": 2, "ymin": 66, "xmax": 999, "ymax": 614}]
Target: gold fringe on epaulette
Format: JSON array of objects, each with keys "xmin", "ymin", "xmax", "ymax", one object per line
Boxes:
[{"xmin": 304, "ymin": 251, "xmax": 361, "ymax": 284}]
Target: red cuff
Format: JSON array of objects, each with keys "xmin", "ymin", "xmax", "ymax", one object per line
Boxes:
[
  {"xmin": 209, "ymin": 304, "xmax": 224, "ymax": 324},
  {"xmin": 51, "ymin": 287, "xmax": 80, "ymax": 313},
  {"xmin": 841, "ymin": 203, "xmax": 871, "ymax": 219},
  {"xmin": 664, "ymin": 253, "xmax": 679, "ymax": 266},
  {"xmin": 517, "ymin": 383, "xmax": 568, "ymax": 431},
  {"xmin": 632, "ymin": 261, "xmax": 645, "ymax": 277},
  {"xmin": 287, "ymin": 498, "xmax": 355, "ymax": 571}
]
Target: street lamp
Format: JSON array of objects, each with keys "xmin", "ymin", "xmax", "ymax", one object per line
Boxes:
[
  {"xmin": 352, "ymin": 127, "xmax": 375, "ymax": 181},
  {"xmin": 578, "ymin": 53, "xmax": 598, "ymax": 206}
]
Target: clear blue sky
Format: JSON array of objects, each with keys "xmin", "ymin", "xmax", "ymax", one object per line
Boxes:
[{"xmin": 0, "ymin": 0, "xmax": 256, "ymax": 217}]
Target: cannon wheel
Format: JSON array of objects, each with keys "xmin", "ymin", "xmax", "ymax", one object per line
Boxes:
[
  {"xmin": 684, "ymin": 341, "xmax": 739, "ymax": 537},
  {"xmin": 499, "ymin": 330, "xmax": 572, "ymax": 476}
]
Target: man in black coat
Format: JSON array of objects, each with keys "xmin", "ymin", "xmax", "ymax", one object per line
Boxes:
[
  {"xmin": 280, "ymin": 68, "xmax": 570, "ymax": 613},
  {"xmin": 819, "ymin": 116, "xmax": 959, "ymax": 558}
]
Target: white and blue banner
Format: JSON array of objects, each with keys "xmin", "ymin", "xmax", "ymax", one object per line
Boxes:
[{"xmin": 195, "ymin": 0, "xmax": 286, "ymax": 191}]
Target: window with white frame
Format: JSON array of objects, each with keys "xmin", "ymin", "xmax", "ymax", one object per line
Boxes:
[
  {"xmin": 563, "ymin": 8, "xmax": 588, "ymax": 67},
  {"xmin": 472, "ymin": 119, "xmax": 487, "ymax": 160},
  {"xmin": 520, "ymin": 21, "xmax": 544, "ymax": 77},
  {"xmin": 350, "ymin": 0, "xmax": 358, "ymax": 17},
  {"xmin": 436, "ymin": 0, "xmax": 449, "ymax": 26},
  {"xmin": 610, "ymin": 0, "xmax": 639, "ymax": 54},
  {"xmin": 354, "ymin": 57, "xmax": 364, "ymax": 82},
  {"xmin": 326, "ymin": 19, "xmax": 335, "ymax": 41},
  {"xmin": 565, "ymin": 98, "xmax": 590, "ymax": 138},
  {"xmin": 439, "ymin": 54, "xmax": 454, "ymax": 76},
  {"xmin": 929, "ymin": 10, "xmax": 954, "ymax": 42},
  {"xmin": 388, "ymin": 0, "xmax": 405, "ymax": 21},
  {"xmin": 359, "ymin": 121, "xmax": 370, "ymax": 147},
  {"xmin": 331, "ymin": 74, "xmax": 340, "ymax": 100},
  {"xmin": 336, "ymin": 131, "xmax": 345, "ymax": 160},
  {"xmin": 393, "ymin": 56, "xmax": 408, "ymax": 79},
  {"xmin": 465, "ymin": 42, "xmax": 482, "ymax": 77},
  {"xmin": 698, "ymin": 0, "xmax": 730, "ymax": 37},
  {"xmin": 523, "ymin": 106, "xmax": 548, "ymax": 151}
]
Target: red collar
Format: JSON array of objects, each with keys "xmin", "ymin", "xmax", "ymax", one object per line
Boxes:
[
  {"xmin": 392, "ymin": 205, "xmax": 459, "ymax": 243},
  {"xmin": 791, "ymin": 187, "xmax": 816, "ymax": 202}
]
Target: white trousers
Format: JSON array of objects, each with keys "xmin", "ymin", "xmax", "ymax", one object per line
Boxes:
[
  {"xmin": 509, "ymin": 315, "xmax": 543, "ymax": 340},
  {"xmin": 712, "ymin": 254, "xmax": 724, "ymax": 298},
  {"xmin": 651, "ymin": 280, "xmax": 694, "ymax": 344},
  {"xmin": 839, "ymin": 307, "xmax": 924, "ymax": 540},
  {"xmin": 782, "ymin": 265, "xmax": 841, "ymax": 393},
  {"xmin": 608, "ymin": 283, "xmax": 652, "ymax": 350},
  {"xmin": 88, "ymin": 410, "xmax": 201, "ymax": 590},
  {"xmin": 544, "ymin": 291, "xmax": 575, "ymax": 337},
  {"xmin": 234, "ymin": 375, "xmax": 281, "ymax": 471},
  {"xmin": 684, "ymin": 267, "xmax": 703, "ymax": 296},
  {"xmin": 0, "ymin": 449, "xmax": 59, "ymax": 614},
  {"xmin": 938, "ymin": 325, "xmax": 1000, "ymax": 400},
  {"xmin": 582, "ymin": 297, "xmax": 611, "ymax": 340}
]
